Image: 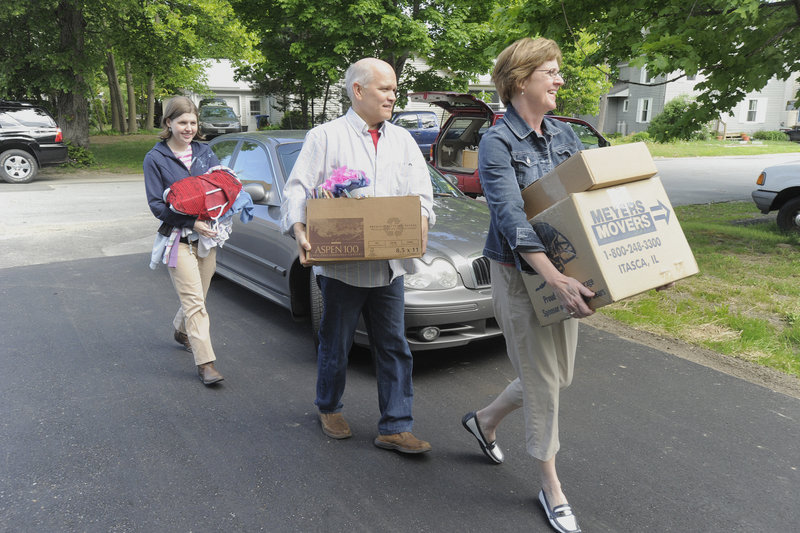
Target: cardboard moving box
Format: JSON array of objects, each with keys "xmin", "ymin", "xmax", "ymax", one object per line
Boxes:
[
  {"xmin": 462, "ymin": 149, "xmax": 478, "ymax": 169},
  {"xmin": 522, "ymin": 142, "xmax": 658, "ymax": 219},
  {"xmin": 523, "ymin": 177, "xmax": 698, "ymax": 325},
  {"xmin": 306, "ymin": 196, "xmax": 423, "ymax": 261}
]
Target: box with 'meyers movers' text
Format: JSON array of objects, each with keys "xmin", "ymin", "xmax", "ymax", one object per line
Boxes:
[
  {"xmin": 522, "ymin": 177, "xmax": 698, "ymax": 325},
  {"xmin": 306, "ymin": 196, "xmax": 423, "ymax": 261},
  {"xmin": 521, "ymin": 142, "xmax": 658, "ymax": 219}
]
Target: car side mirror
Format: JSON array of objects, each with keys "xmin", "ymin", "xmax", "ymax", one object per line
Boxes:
[{"xmin": 243, "ymin": 182, "xmax": 267, "ymax": 204}]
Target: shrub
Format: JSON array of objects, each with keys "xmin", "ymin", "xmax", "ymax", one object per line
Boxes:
[
  {"xmin": 752, "ymin": 130, "xmax": 790, "ymax": 141},
  {"xmin": 629, "ymin": 131, "xmax": 651, "ymax": 143},
  {"xmin": 63, "ymin": 141, "xmax": 96, "ymax": 168},
  {"xmin": 280, "ymin": 110, "xmax": 312, "ymax": 129},
  {"xmin": 647, "ymin": 94, "xmax": 704, "ymax": 142}
]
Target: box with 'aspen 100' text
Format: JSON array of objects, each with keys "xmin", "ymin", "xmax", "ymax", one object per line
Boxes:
[
  {"xmin": 306, "ymin": 196, "xmax": 423, "ymax": 261},
  {"xmin": 522, "ymin": 176, "xmax": 698, "ymax": 326}
]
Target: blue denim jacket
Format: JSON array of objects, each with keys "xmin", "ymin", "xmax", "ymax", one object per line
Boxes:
[{"xmin": 478, "ymin": 104, "xmax": 582, "ymax": 272}]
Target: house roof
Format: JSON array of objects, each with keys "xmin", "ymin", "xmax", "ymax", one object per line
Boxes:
[{"xmin": 607, "ymin": 88, "xmax": 630, "ymax": 98}]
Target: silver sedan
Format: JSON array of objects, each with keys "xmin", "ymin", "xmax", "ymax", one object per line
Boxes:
[{"xmin": 208, "ymin": 131, "xmax": 501, "ymax": 352}]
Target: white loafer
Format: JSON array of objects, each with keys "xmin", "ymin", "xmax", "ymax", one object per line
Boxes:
[
  {"xmin": 539, "ymin": 490, "xmax": 581, "ymax": 533},
  {"xmin": 461, "ymin": 411, "xmax": 504, "ymax": 464}
]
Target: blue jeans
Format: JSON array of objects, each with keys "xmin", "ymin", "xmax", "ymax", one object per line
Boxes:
[{"xmin": 315, "ymin": 275, "xmax": 414, "ymax": 435}]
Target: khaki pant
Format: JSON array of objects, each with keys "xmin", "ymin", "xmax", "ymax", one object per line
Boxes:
[
  {"xmin": 491, "ymin": 261, "xmax": 578, "ymax": 461},
  {"xmin": 169, "ymin": 242, "xmax": 217, "ymax": 366}
]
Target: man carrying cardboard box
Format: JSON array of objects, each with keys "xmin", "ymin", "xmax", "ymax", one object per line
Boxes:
[{"xmin": 281, "ymin": 58, "xmax": 436, "ymax": 454}]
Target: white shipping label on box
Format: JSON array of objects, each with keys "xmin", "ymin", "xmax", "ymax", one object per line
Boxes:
[{"xmin": 525, "ymin": 176, "xmax": 698, "ymax": 325}]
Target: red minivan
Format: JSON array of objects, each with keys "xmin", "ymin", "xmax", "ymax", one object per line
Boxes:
[{"xmin": 409, "ymin": 91, "xmax": 609, "ymax": 197}]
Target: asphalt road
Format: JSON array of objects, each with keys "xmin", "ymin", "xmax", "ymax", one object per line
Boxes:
[
  {"xmin": 2, "ymin": 254, "xmax": 799, "ymax": 532},
  {"xmin": 1, "ymin": 159, "xmax": 799, "ymax": 532},
  {"xmin": 655, "ymin": 152, "xmax": 800, "ymax": 206}
]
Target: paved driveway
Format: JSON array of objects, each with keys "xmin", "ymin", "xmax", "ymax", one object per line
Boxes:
[{"xmin": 2, "ymin": 168, "xmax": 799, "ymax": 531}]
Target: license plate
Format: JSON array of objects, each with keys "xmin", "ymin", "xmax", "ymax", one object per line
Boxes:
[{"xmin": 216, "ymin": 129, "xmax": 226, "ymax": 133}]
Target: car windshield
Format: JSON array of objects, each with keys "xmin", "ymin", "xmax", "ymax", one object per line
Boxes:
[
  {"xmin": 200, "ymin": 107, "xmax": 237, "ymax": 120},
  {"xmin": 429, "ymin": 165, "xmax": 464, "ymax": 197}
]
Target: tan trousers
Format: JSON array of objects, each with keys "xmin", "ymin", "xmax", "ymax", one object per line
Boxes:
[
  {"xmin": 169, "ymin": 242, "xmax": 217, "ymax": 366},
  {"xmin": 491, "ymin": 261, "xmax": 579, "ymax": 461}
]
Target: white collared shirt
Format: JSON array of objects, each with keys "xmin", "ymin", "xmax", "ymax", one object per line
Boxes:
[{"xmin": 281, "ymin": 107, "xmax": 435, "ymax": 287}]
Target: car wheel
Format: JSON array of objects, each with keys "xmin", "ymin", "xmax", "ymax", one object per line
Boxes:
[
  {"xmin": 0, "ymin": 149, "xmax": 38, "ymax": 184},
  {"xmin": 309, "ymin": 270, "xmax": 323, "ymax": 348},
  {"xmin": 776, "ymin": 196, "xmax": 800, "ymax": 233}
]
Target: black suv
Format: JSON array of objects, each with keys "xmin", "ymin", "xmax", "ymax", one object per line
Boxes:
[{"xmin": 0, "ymin": 101, "xmax": 68, "ymax": 183}]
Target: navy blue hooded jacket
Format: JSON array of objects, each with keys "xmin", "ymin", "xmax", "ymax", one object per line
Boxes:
[{"xmin": 143, "ymin": 140, "xmax": 221, "ymax": 229}]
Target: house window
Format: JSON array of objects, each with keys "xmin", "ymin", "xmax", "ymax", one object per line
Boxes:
[
  {"xmin": 640, "ymin": 68, "xmax": 654, "ymax": 84},
  {"xmin": 636, "ymin": 98, "xmax": 652, "ymax": 123},
  {"xmin": 742, "ymin": 98, "xmax": 767, "ymax": 123},
  {"xmin": 747, "ymin": 100, "xmax": 758, "ymax": 122},
  {"xmin": 249, "ymin": 100, "xmax": 261, "ymax": 116},
  {"xmin": 622, "ymin": 99, "xmax": 629, "ymax": 113}
]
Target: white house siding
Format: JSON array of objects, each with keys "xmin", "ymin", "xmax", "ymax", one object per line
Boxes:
[
  {"xmin": 187, "ymin": 60, "xmax": 284, "ymax": 131},
  {"xmin": 593, "ymin": 64, "xmax": 799, "ymax": 136},
  {"xmin": 718, "ymin": 73, "xmax": 799, "ymax": 133},
  {"xmin": 394, "ymin": 57, "xmax": 452, "ymax": 125}
]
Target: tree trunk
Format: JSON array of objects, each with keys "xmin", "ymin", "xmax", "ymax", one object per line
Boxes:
[
  {"xmin": 105, "ymin": 57, "xmax": 120, "ymax": 132},
  {"xmin": 321, "ymin": 81, "xmax": 330, "ymax": 125},
  {"xmin": 300, "ymin": 92, "xmax": 309, "ymax": 128},
  {"xmin": 93, "ymin": 97, "xmax": 106, "ymax": 133},
  {"xmin": 106, "ymin": 52, "xmax": 126, "ymax": 133},
  {"xmin": 125, "ymin": 61, "xmax": 138, "ymax": 133},
  {"xmin": 596, "ymin": 94, "xmax": 608, "ymax": 133},
  {"xmin": 55, "ymin": 0, "xmax": 90, "ymax": 148},
  {"xmin": 146, "ymin": 73, "xmax": 155, "ymax": 130},
  {"xmin": 387, "ymin": 53, "xmax": 409, "ymax": 82}
]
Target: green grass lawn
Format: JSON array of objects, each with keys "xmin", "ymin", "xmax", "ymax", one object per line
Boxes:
[
  {"xmin": 644, "ymin": 139, "xmax": 800, "ymax": 158},
  {"xmin": 83, "ymin": 133, "xmax": 800, "ymax": 173},
  {"xmin": 600, "ymin": 201, "xmax": 800, "ymax": 377},
  {"xmin": 89, "ymin": 133, "xmax": 161, "ymax": 173}
]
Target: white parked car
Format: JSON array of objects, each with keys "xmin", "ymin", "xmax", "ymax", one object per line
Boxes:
[{"xmin": 752, "ymin": 160, "xmax": 800, "ymax": 233}]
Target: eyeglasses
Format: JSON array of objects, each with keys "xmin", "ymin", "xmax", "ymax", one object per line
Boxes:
[{"xmin": 535, "ymin": 68, "xmax": 565, "ymax": 83}]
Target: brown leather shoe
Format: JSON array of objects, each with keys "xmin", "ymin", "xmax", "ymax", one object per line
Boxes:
[
  {"xmin": 174, "ymin": 329, "xmax": 192, "ymax": 352},
  {"xmin": 374, "ymin": 432, "xmax": 431, "ymax": 454},
  {"xmin": 319, "ymin": 412, "xmax": 352, "ymax": 439},
  {"xmin": 197, "ymin": 362, "xmax": 224, "ymax": 385}
]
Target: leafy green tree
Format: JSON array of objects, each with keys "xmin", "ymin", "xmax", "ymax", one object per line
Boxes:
[
  {"xmin": 232, "ymin": 0, "xmax": 498, "ymax": 125},
  {"xmin": 487, "ymin": 18, "xmax": 612, "ymax": 117},
  {"xmin": 495, "ymin": 0, "xmax": 799, "ymax": 130},
  {"xmin": 0, "ymin": 0, "xmax": 257, "ymax": 145}
]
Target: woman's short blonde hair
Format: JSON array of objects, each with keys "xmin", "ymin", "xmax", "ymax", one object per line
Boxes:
[
  {"xmin": 159, "ymin": 96, "xmax": 200, "ymax": 140},
  {"xmin": 492, "ymin": 38, "xmax": 562, "ymax": 106}
]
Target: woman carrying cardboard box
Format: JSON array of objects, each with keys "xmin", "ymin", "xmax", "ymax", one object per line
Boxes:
[{"xmin": 459, "ymin": 38, "xmax": 594, "ymax": 533}]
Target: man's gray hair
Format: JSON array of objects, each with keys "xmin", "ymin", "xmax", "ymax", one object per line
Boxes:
[{"xmin": 344, "ymin": 60, "xmax": 375, "ymax": 101}]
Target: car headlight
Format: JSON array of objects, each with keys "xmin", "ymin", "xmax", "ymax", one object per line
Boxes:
[{"xmin": 404, "ymin": 258, "xmax": 459, "ymax": 290}]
